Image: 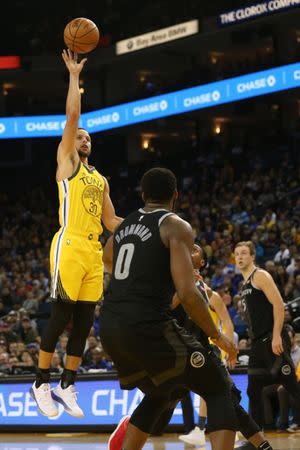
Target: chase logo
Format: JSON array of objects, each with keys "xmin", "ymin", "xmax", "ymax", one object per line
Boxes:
[
  {"xmin": 190, "ymin": 351, "xmax": 205, "ymax": 368},
  {"xmin": 0, "ymin": 123, "xmax": 5, "ymax": 134},
  {"xmin": 183, "ymin": 89, "xmax": 221, "ymax": 108},
  {"xmin": 236, "ymin": 75, "xmax": 276, "ymax": 93},
  {"xmin": 25, "ymin": 121, "xmax": 61, "ymax": 132},
  {"xmin": 132, "ymin": 100, "xmax": 168, "ymax": 116},
  {"xmin": 87, "ymin": 112, "xmax": 120, "ymax": 128}
]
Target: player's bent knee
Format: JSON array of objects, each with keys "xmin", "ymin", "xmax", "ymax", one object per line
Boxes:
[
  {"xmin": 130, "ymin": 393, "xmax": 171, "ymax": 434},
  {"xmin": 205, "ymin": 392, "xmax": 238, "ymax": 433}
]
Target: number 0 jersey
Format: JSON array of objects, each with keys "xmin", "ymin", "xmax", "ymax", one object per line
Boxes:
[
  {"xmin": 57, "ymin": 161, "xmax": 105, "ymax": 236},
  {"xmin": 103, "ymin": 208, "xmax": 175, "ymax": 324}
]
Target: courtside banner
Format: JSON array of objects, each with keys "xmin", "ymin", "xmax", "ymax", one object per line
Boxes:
[
  {"xmin": 219, "ymin": 0, "xmax": 300, "ymax": 26},
  {"xmin": 0, "ymin": 375, "xmax": 248, "ymax": 427},
  {"xmin": 116, "ymin": 20, "xmax": 199, "ymax": 55},
  {"xmin": 1, "ymin": 62, "xmax": 300, "ymax": 139}
]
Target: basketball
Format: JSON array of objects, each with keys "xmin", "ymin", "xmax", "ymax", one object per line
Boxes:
[{"xmin": 63, "ymin": 18, "xmax": 100, "ymax": 54}]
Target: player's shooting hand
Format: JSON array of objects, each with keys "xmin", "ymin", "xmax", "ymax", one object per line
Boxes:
[
  {"xmin": 62, "ymin": 49, "xmax": 87, "ymax": 75},
  {"xmin": 272, "ymin": 333, "xmax": 283, "ymax": 355},
  {"xmin": 212, "ymin": 333, "xmax": 238, "ymax": 360}
]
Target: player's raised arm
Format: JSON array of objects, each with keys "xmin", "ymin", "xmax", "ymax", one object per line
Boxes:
[{"xmin": 57, "ymin": 50, "xmax": 87, "ymax": 179}]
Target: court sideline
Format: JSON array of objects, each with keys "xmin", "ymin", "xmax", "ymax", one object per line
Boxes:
[{"xmin": 0, "ymin": 432, "xmax": 300, "ymax": 449}]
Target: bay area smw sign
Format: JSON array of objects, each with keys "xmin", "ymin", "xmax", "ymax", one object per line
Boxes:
[{"xmin": 116, "ymin": 20, "xmax": 199, "ymax": 55}]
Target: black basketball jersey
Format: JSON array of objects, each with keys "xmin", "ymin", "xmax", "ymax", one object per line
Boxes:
[
  {"xmin": 102, "ymin": 208, "xmax": 175, "ymax": 325},
  {"xmin": 240, "ymin": 268, "xmax": 274, "ymax": 340}
]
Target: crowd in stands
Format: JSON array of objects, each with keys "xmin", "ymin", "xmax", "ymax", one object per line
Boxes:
[{"xmin": 1, "ymin": 133, "xmax": 300, "ymax": 376}]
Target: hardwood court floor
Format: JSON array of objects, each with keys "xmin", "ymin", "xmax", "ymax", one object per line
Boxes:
[{"xmin": 0, "ymin": 432, "xmax": 300, "ymax": 449}]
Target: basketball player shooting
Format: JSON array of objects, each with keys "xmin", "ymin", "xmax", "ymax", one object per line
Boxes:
[{"xmin": 30, "ymin": 49, "xmax": 122, "ymax": 418}]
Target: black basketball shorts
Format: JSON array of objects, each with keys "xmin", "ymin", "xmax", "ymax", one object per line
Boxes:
[{"xmin": 100, "ymin": 315, "xmax": 238, "ymax": 432}]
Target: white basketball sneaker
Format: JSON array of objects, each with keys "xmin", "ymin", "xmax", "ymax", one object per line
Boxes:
[
  {"xmin": 30, "ymin": 382, "xmax": 59, "ymax": 417},
  {"xmin": 179, "ymin": 426, "xmax": 206, "ymax": 446},
  {"xmin": 234, "ymin": 432, "xmax": 241, "ymax": 448},
  {"xmin": 235, "ymin": 431, "xmax": 243, "ymax": 441},
  {"xmin": 51, "ymin": 382, "xmax": 84, "ymax": 418}
]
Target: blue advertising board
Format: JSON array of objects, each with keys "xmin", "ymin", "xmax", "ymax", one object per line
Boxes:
[
  {"xmin": 1, "ymin": 62, "xmax": 299, "ymax": 140},
  {"xmin": 0, "ymin": 374, "xmax": 248, "ymax": 427}
]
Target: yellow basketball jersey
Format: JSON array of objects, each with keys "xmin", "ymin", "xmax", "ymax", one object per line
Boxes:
[{"xmin": 57, "ymin": 161, "xmax": 105, "ymax": 236}]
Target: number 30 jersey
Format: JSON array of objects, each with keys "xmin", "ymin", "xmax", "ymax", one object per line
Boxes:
[
  {"xmin": 57, "ymin": 161, "xmax": 105, "ymax": 236},
  {"xmin": 103, "ymin": 208, "xmax": 175, "ymax": 325},
  {"xmin": 50, "ymin": 161, "xmax": 105, "ymax": 303}
]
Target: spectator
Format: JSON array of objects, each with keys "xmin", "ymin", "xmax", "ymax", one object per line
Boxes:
[
  {"xmin": 0, "ymin": 302, "xmax": 6, "ymax": 318},
  {"xmin": 50, "ymin": 352, "xmax": 63, "ymax": 374},
  {"xmin": 20, "ymin": 350, "xmax": 36, "ymax": 368},
  {"xmin": 288, "ymin": 257, "xmax": 300, "ymax": 278},
  {"xmin": 16, "ymin": 316, "xmax": 38, "ymax": 345},
  {"xmin": 274, "ymin": 265, "xmax": 289, "ymax": 297},
  {"xmin": 0, "ymin": 320, "xmax": 19, "ymax": 343},
  {"xmin": 274, "ymin": 243, "xmax": 291, "ymax": 267},
  {"xmin": 86, "ymin": 347, "xmax": 113, "ymax": 371},
  {"xmin": 0, "ymin": 352, "xmax": 9, "ymax": 374},
  {"xmin": 211, "ymin": 267, "xmax": 224, "ymax": 290},
  {"xmin": 22, "ymin": 291, "xmax": 39, "ymax": 315},
  {"xmin": 292, "ymin": 275, "xmax": 300, "ymax": 299},
  {"xmin": 232, "ymin": 300, "xmax": 248, "ymax": 339},
  {"xmin": 286, "ymin": 252, "xmax": 300, "ymax": 277},
  {"xmin": 56, "ymin": 333, "xmax": 68, "ymax": 365},
  {"xmin": 26, "ymin": 342, "xmax": 40, "ymax": 365},
  {"xmin": 284, "ymin": 307, "xmax": 294, "ymax": 326},
  {"xmin": 82, "ymin": 335, "xmax": 100, "ymax": 367},
  {"xmin": 252, "ymin": 235, "xmax": 265, "ymax": 263},
  {"xmin": 265, "ymin": 260, "xmax": 277, "ymax": 277}
]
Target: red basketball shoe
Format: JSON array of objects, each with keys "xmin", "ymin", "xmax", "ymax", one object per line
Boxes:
[{"xmin": 108, "ymin": 415, "xmax": 131, "ymax": 450}]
